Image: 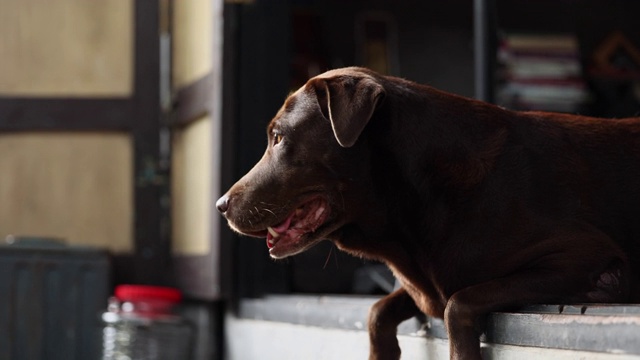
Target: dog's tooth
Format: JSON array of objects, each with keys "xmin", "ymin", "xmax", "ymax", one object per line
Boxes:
[
  {"xmin": 314, "ymin": 207, "xmax": 325, "ymax": 220},
  {"xmin": 267, "ymin": 226, "xmax": 280, "ymax": 238}
]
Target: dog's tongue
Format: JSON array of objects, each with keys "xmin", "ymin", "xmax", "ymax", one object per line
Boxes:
[
  {"xmin": 273, "ymin": 213, "xmax": 294, "ymax": 233},
  {"xmin": 266, "ymin": 212, "xmax": 295, "ymax": 248}
]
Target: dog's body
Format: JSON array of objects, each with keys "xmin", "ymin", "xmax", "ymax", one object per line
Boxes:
[{"xmin": 217, "ymin": 67, "xmax": 640, "ymax": 359}]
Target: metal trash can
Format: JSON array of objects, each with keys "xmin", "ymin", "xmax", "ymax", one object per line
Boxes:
[
  {"xmin": 0, "ymin": 236, "xmax": 110, "ymax": 360},
  {"xmin": 101, "ymin": 285, "xmax": 194, "ymax": 360}
]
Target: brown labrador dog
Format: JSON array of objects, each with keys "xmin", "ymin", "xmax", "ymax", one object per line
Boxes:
[{"xmin": 217, "ymin": 67, "xmax": 640, "ymax": 359}]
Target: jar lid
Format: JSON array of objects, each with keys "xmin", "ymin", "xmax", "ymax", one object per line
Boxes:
[{"xmin": 115, "ymin": 285, "xmax": 182, "ymax": 303}]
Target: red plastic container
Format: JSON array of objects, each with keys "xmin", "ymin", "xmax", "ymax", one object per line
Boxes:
[{"xmin": 101, "ymin": 285, "xmax": 193, "ymax": 360}]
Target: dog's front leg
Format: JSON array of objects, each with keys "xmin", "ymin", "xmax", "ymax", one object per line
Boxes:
[
  {"xmin": 368, "ymin": 287, "xmax": 420, "ymax": 360},
  {"xmin": 444, "ymin": 274, "xmax": 552, "ymax": 360}
]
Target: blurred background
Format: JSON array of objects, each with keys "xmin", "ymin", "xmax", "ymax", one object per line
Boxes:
[{"xmin": 1, "ymin": 0, "xmax": 638, "ymax": 359}]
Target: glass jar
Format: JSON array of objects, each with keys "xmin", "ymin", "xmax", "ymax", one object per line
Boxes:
[{"xmin": 101, "ymin": 285, "xmax": 193, "ymax": 360}]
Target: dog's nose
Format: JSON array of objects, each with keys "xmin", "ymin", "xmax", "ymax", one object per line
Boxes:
[{"xmin": 216, "ymin": 194, "xmax": 230, "ymax": 214}]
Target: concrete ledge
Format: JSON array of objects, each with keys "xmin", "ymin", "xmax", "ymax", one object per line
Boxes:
[{"xmin": 226, "ymin": 295, "xmax": 640, "ymax": 359}]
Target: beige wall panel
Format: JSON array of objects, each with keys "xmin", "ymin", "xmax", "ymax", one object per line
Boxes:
[
  {"xmin": 0, "ymin": 133, "xmax": 133, "ymax": 253},
  {"xmin": 172, "ymin": 0, "xmax": 213, "ymax": 89},
  {"xmin": 0, "ymin": 0, "xmax": 133, "ymax": 97},
  {"xmin": 172, "ymin": 116, "xmax": 212, "ymax": 255}
]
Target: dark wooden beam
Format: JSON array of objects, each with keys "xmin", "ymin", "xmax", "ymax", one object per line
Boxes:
[
  {"xmin": 0, "ymin": 98, "xmax": 132, "ymax": 131},
  {"xmin": 132, "ymin": 0, "xmax": 168, "ymax": 285},
  {"xmin": 172, "ymin": 72, "xmax": 214, "ymax": 127}
]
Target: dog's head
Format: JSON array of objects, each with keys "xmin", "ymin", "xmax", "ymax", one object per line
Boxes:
[{"xmin": 217, "ymin": 67, "xmax": 385, "ymax": 258}]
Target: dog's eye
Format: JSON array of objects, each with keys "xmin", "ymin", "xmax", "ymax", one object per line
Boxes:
[{"xmin": 273, "ymin": 133, "xmax": 283, "ymax": 146}]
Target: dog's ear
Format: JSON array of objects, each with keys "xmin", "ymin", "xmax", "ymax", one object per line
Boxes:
[{"xmin": 311, "ymin": 75, "xmax": 385, "ymax": 147}]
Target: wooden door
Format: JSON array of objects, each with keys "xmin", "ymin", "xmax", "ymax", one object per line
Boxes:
[{"xmin": 0, "ymin": 0, "xmax": 166, "ymax": 285}]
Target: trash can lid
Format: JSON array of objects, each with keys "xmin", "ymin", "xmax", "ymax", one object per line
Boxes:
[{"xmin": 115, "ymin": 285, "xmax": 182, "ymax": 303}]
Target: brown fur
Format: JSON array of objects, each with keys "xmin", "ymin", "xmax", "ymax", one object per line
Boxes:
[{"xmin": 217, "ymin": 67, "xmax": 640, "ymax": 359}]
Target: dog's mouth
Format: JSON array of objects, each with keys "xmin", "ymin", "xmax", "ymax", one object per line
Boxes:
[{"xmin": 245, "ymin": 197, "xmax": 330, "ymax": 259}]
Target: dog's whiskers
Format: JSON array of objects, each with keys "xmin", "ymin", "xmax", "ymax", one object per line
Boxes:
[
  {"xmin": 339, "ymin": 190, "xmax": 346, "ymax": 211},
  {"xmin": 323, "ymin": 245, "xmax": 334, "ymax": 270}
]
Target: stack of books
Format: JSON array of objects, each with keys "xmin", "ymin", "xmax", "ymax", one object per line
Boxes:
[{"xmin": 497, "ymin": 34, "xmax": 589, "ymax": 113}]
